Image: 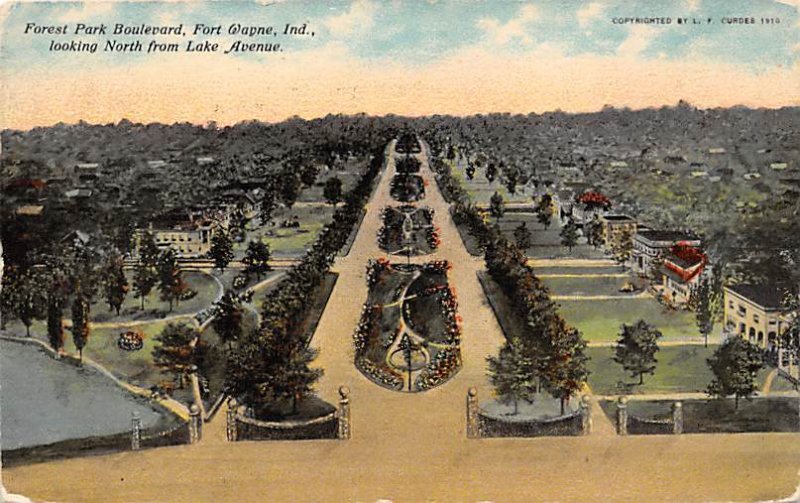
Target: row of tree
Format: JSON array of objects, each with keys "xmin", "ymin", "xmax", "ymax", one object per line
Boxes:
[
  {"xmin": 224, "ymin": 140, "xmax": 389, "ymax": 416},
  {"xmin": 431, "ymin": 147, "xmax": 589, "ymax": 415}
]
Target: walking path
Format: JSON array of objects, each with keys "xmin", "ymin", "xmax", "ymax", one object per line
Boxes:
[{"xmin": 5, "ymin": 140, "xmax": 800, "ymax": 503}]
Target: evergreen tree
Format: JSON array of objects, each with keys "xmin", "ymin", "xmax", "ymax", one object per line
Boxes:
[
  {"xmin": 211, "ymin": 290, "xmax": 244, "ymax": 350},
  {"xmin": 535, "ymin": 194, "xmax": 553, "ymax": 230},
  {"xmin": 541, "ymin": 323, "xmax": 590, "ymax": 415},
  {"xmin": 103, "ymin": 253, "xmax": 129, "ymax": 315},
  {"xmin": 209, "ymin": 229, "xmax": 234, "ymax": 273},
  {"xmin": 486, "ymin": 337, "xmax": 536, "ymax": 415},
  {"xmin": 242, "ymin": 240, "xmax": 272, "ymax": 281},
  {"xmin": 614, "ymin": 320, "xmax": 663, "ymax": 385},
  {"xmin": 153, "ymin": 322, "xmax": 203, "ymax": 389},
  {"xmin": 157, "ymin": 249, "xmax": 185, "ymax": 311},
  {"xmin": 707, "ymin": 336, "xmax": 763, "ymax": 409},
  {"xmin": 70, "ymin": 295, "xmax": 90, "ymax": 362},
  {"xmin": 46, "ymin": 295, "xmax": 64, "ymax": 353},
  {"xmin": 323, "ymin": 176, "xmax": 344, "ymax": 207},
  {"xmin": 691, "ymin": 275, "xmax": 716, "ymax": 348},
  {"xmin": 560, "ymin": 218, "xmax": 579, "ymax": 252},
  {"xmin": 133, "ymin": 261, "xmax": 157, "ymax": 310},
  {"xmin": 489, "ymin": 191, "xmax": 505, "ymax": 221},
  {"xmin": 138, "ymin": 231, "xmax": 160, "ymax": 268},
  {"xmin": 513, "ymin": 222, "xmax": 533, "ymax": 251}
]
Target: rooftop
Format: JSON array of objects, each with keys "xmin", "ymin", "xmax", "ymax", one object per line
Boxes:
[
  {"xmin": 637, "ymin": 230, "xmax": 700, "ymax": 244},
  {"xmin": 725, "ymin": 284, "xmax": 786, "ymax": 311}
]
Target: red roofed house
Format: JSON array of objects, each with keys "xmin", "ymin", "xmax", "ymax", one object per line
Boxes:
[{"xmin": 661, "ymin": 244, "xmax": 707, "ymax": 307}]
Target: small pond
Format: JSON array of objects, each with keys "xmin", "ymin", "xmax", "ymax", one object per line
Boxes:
[{"xmin": 1, "ymin": 340, "xmax": 167, "ymax": 450}]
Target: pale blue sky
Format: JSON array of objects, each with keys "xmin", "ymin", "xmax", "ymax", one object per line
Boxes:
[{"xmin": 3, "ymin": 0, "xmax": 798, "ymax": 72}]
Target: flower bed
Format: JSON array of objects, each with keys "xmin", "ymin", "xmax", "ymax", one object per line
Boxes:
[
  {"xmin": 353, "ymin": 260, "xmax": 462, "ymax": 392},
  {"xmin": 377, "ymin": 205, "xmax": 438, "ymax": 256},
  {"xmin": 390, "ymin": 174, "xmax": 426, "ymax": 202}
]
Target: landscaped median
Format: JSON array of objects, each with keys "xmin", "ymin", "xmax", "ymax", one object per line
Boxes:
[{"xmin": 353, "ymin": 259, "xmax": 462, "ymax": 393}]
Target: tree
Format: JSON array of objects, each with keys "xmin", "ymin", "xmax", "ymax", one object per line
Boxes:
[
  {"xmin": 157, "ymin": 249, "xmax": 185, "ymax": 312},
  {"xmin": 281, "ymin": 173, "xmax": 301, "ymax": 210},
  {"xmin": 46, "ymin": 294, "xmax": 64, "ymax": 352},
  {"xmin": 211, "ymin": 290, "xmax": 244, "ymax": 350},
  {"xmin": 614, "ymin": 320, "xmax": 663, "ymax": 385},
  {"xmin": 504, "ymin": 167, "xmax": 519, "ymax": 195},
  {"xmin": 71, "ymin": 295, "xmax": 90, "ymax": 362},
  {"xmin": 560, "ymin": 218, "xmax": 579, "ymax": 252},
  {"xmin": 323, "ymin": 176, "xmax": 344, "ymax": 207},
  {"xmin": 138, "ymin": 231, "xmax": 160, "ymax": 268},
  {"xmin": 273, "ymin": 344, "xmax": 324, "ymax": 415},
  {"xmin": 133, "ymin": 261, "xmax": 157, "ymax": 310},
  {"xmin": 242, "ymin": 240, "xmax": 272, "ymax": 281},
  {"xmin": 153, "ymin": 322, "xmax": 203, "ymax": 389},
  {"xmin": 12, "ymin": 269, "xmax": 47, "ymax": 337},
  {"xmin": 209, "ymin": 229, "xmax": 234, "ymax": 273},
  {"xmin": 103, "ymin": 253, "xmax": 129, "ymax": 315},
  {"xmin": 465, "ymin": 162, "xmax": 475, "ymax": 180},
  {"xmin": 541, "ymin": 323, "xmax": 590, "ymax": 415},
  {"xmin": 300, "ymin": 164, "xmax": 320, "ymax": 188},
  {"xmin": 446, "ymin": 144, "xmax": 456, "ymax": 160},
  {"xmin": 486, "ymin": 162, "xmax": 497, "ymax": 183},
  {"xmin": 535, "ymin": 194, "xmax": 553, "ymax": 230},
  {"xmin": 513, "ymin": 222, "xmax": 532, "ymax": 251},
  {"xmin": 611, "ymin": 228, "xmax": 634, "ymax": 266},
  {"xmin": 707, "ymin": 336, "xmax": 764, "ymax": 409},
  {"xmin": 486, "ymin": 337, "xmax": 536, "ymax": 415},
  {"xmin": 489, "ymin": 191, "xmax": 505, "ymax": 221},
  {"xmin": 586, "ymin": 218, "xmax": 604, "ymax": 249},
  {"xmin": 692, "ymin": 275, "xmax": 716, "ymax": 347},
  {"xmin": 260, "ymin": 189, "xmax": 277, "ymax": 226}
]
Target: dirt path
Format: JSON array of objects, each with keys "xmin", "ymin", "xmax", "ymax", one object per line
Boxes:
[{"xmin": 762, "ymin": 368, "xmax": 779, "ymax": 395}]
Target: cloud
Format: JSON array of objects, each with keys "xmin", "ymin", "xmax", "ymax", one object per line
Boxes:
[
  {"xmin": 58, "ymin": 2, "xmax": 114, "ymax": 24},
  {"xmin": 324, "ymin": 0, "xmax": 377, "ymax": 36},
  {"xmin": 477, "ymin": 4, "xmax": 539, "ymax": 45},
  {"xmin": 3, "ymin": 36, "xmax": 797, "ymax": 131},
  {"xmin": 617, "ymin": 25, "xmax": 658, "ymax": 58},
  {"xmin": 577, "ymin": 3, "xmax": 604, "ymax": 28}
]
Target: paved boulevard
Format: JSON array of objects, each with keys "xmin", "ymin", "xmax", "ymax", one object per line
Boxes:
[{"xmin": 4, "ymin": 141, "xmax": 799, "ymax": 502}]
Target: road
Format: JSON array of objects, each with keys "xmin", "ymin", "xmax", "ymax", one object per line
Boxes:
[{"xmin": 4, "ymin": 140, "xmax": 800, "ymax": 502}]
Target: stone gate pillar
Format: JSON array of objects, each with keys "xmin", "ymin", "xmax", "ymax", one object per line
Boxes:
[
  {"xmin": 189, "ymin": 404, "xmax": 202, "ymax": 444},
  {"xmin": 466, "ymin": 387, "xmax": 480, "ymax": 439},
  {"xmin": 580, "ymin": 395, "xmax": 593, "ymax": 435},
  {"xmin": 672, "ymin": 401, "xmax": 683, "ymax": 435},
  {"xmin": 338, "ymin": 386, "xmax": 351, "ymax": 440},
  {"xmin": 226, "ymin": 398, "xmax": 238, "ymax": 442},
  {"xmin": 131, "ymin": 411, "xmax": 142, "ymax": 450},
  {"xmin": 616, "ymin": 397, "xmax": 628, "ymax": 436}
]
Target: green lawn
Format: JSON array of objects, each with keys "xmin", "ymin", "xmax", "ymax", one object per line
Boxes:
[
  {"xmin": 587, "ymin": 345, "xmax": 773, "ymax": 396},
  {"xmin": 556, "ymin": 298, "xmax": 712, "ymax": 343},
  {"xmin": 449, "ymin": 158, "xmax": 532, "ymax": 205},
  {"xmin": 542, "ymin": 276, "xmax": 647, "ymax": 298},
  {"xmin": 240, "ymin": 205, "xmax": 334, "ymax": 258}
]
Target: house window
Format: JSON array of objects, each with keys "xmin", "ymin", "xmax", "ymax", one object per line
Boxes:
[
  {"xmin": 753, "ymin": 314, "xmax": 760, "ymax": 324},
  {"xmin": 738, "ymin": 305, "xmax": 747, "ymax": 317},
  {"xmin": 729, "ymin": 300, "xmax": 734, "ymax": 309}
]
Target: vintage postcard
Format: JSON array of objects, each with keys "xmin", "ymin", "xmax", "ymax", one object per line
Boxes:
[{"xmin": 0, "ymin": 0, "xmax": 798, "ymax": 501}]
